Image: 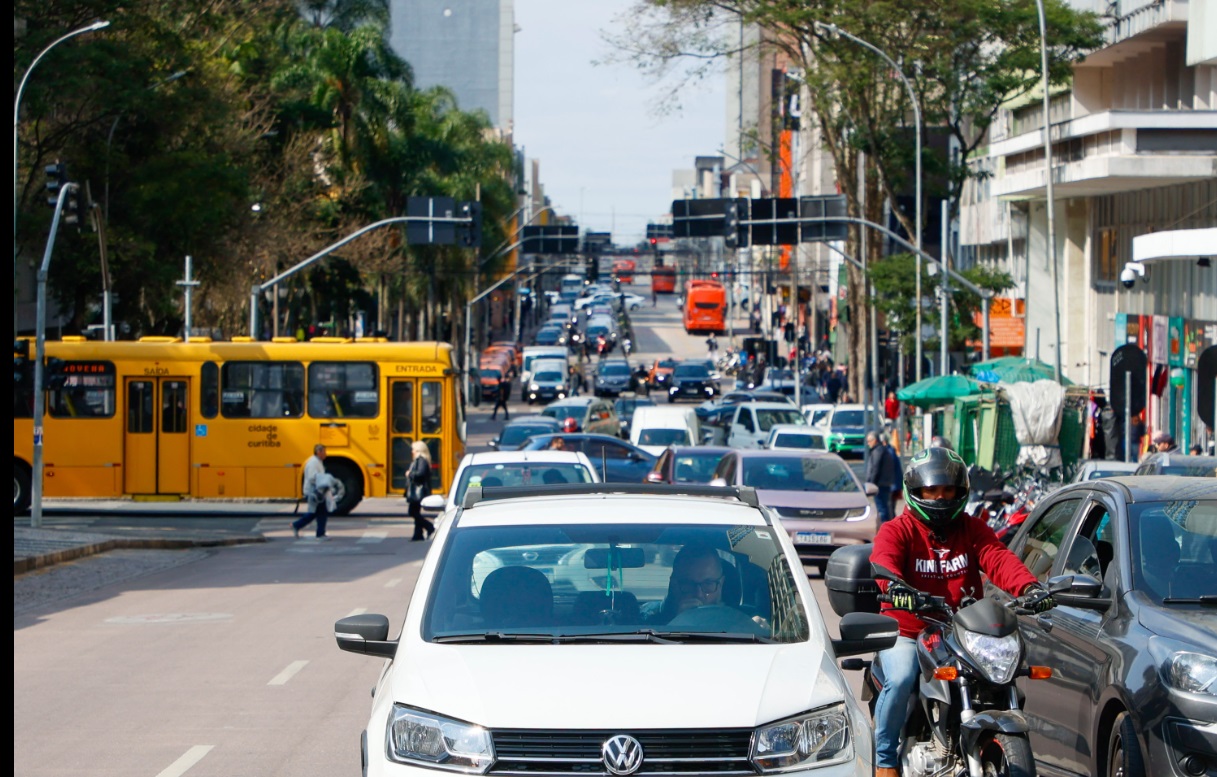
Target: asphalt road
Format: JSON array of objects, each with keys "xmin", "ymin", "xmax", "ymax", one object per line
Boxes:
[{"xmin": 15, "ymin": 276, "xmax": 863, "ymax": 777}]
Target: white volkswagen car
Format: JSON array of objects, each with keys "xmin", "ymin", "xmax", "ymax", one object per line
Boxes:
[
  {"xmin": 336, "ymin": 483, "xmax": 897, "ymax": 776},
  {"xmin": 420, "ymin": 450, "xmax": 599, "ymax": 525}
]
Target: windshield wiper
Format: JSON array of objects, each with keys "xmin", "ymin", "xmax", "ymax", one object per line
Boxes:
[
  {"xmin": 432, "ymin": 632, "xmax": 560, "ymax": 643},
  {"xmin": 1162, "ymin": 595, "xmax": 1217, "ymax": 606},
  {"xmin": 654, "ymin": 631, "xmax": 776, "ymax": 644}
]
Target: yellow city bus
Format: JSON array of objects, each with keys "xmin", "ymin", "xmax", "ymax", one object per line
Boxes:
[{"xmin": 13, "ymin": 337, "xmax": 466, "ymax": 515}]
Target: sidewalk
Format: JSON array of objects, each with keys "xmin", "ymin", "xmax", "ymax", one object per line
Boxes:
[{"xmin": 14, "ymin": 522, "xmax": 265, "ymax": 576}]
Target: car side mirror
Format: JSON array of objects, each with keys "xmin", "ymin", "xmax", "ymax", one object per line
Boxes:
[
  {"xmin": 334, "ymin": 614, "xmax": 397, "ymax": 658},
  {"xmin": 864, "ymin": 483, "xmax": 879, "ymax": 497},
  {"xmin": 420, "ymin": 494, "xmax": 446, "ymax": 512},
  {"xmin": 1047, "ymin": 573, "xmax": 1110, "ymax": 609},
  {"xmin": 645, "ymin": 472, "xmax": 664, "ymax": 484},
  {"xmin": 832, "ymin": 612, "xmax": 899, "ymax": 657},
  {"xmin": 487, "ymin": 439, "xmax": 499, "ymax": 449}
]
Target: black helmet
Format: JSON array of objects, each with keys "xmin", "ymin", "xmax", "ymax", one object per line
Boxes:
[
  {"xmin": 903, "ymin": 447, "xmax": 970, "ymax": 533},
  {"xmin": 929, "ymin": 435, "xmax": 953, "ymax": 450}
]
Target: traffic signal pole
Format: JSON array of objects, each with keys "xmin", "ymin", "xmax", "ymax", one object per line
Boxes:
[{"xmin": 29, "ymin": 182, "xmax": 76, "ymax": 527}]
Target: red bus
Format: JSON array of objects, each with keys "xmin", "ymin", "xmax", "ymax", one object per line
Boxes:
[
  {"xmin": 683, "ymin": 279, "xmax": 727, "ymax": 335},
  {"xmin": 612, "ymin": 259, "xmax": 636, "ymax": 284},
  {"xmin": 651, "ymin": 266, "xmax": 677, "ymax": 294}
]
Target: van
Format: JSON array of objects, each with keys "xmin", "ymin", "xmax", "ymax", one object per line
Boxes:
[
  {"xmin": 630, "ymin": 405, "xmax": 703, "ymax": 456},
  {"xmin": 726, "ymin": 401, "xmax": 808, "ymax": 449},
  {"xmin": 519, "ymin": 346, "xmax": 568, "ymax": 400}
]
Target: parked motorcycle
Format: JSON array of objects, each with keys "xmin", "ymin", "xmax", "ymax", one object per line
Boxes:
[{"xmin": 825, "ymin": 546, "xmax": 1079, "ymax": 777}]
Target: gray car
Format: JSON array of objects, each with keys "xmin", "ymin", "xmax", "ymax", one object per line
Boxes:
[{"xmin": 992, "ymin": 476, "xmax": 1217, "ymax": 777}]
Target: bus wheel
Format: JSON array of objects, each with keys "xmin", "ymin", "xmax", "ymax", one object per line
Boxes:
[
  {"xmin": 326, "ymin": 460, "xmax": 363, "ymax": 516},
  {"xmin": 14, "ymin": 462, "xmax": 32, "ymax": 516}
]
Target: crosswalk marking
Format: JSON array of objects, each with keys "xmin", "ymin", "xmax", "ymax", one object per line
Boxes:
[
  {"xmin": 155, "ymin": 745, "xmax": 213, "ymax": 777},
  {"xmin": 358, "ymin": 531, "xmax": 388, "ymax": 543},
  {"xmin": 384, "ymin": 578, "xmax": 402, "ymax": 588},
  {"xmin": 268, "ymin": 660, "xmax": 308, "ymax": 686}
]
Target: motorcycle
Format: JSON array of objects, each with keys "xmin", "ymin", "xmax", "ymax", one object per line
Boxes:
[{"xmin": 828, "ymin": 550, "xmax": 1070, "ymax": 777}]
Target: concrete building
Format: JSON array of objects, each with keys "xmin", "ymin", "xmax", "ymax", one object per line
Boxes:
[
  {"xmin": 388, "ymin": 0, "xmax": 515, "ymax": 131},
  {"xmin": 959, "ymin": 0, "xmax": 1217, "ymax": 449}
]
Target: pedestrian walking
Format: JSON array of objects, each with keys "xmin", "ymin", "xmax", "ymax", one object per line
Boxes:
[
  {"xmin": 652, "ymin": 286, "xmax": 658, "ymax": 307},
  {"xmin": 490, "ymin": 372, "xmax": 511, "ymax": 420},
  {"xmin": 706, "ymin": 333, "xmax": 718, "ymax": 359},
  {"xmin": 864, "ymin": 431, "xmax": 901, "ymax": 524},
  {"xmin": 569, "ymin": 364, "xmax": 584, "ymax": 396},
  {"xmin": 292, "ymin": 444, "xmax": 333, "ymax": 539},
  {"xmin": 406, "ymin": 441, "xmax": 434, "ymax": 541}
]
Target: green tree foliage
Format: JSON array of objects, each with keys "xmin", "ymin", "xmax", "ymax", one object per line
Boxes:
[{"xmin": 15, "ymin": 0, "xmax": 515, "ymax": 339}]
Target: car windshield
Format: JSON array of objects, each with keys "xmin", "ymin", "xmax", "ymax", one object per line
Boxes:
[
  {"xmin": 741, "ymin": 456, "xmax": 859, "ymax": 492},
  {"xmin": 600, "ymin": 363, "xmax": 630, "ymax": 376},
  {"xmin": 831, "ymin": 410, "xmax": 866, "ymax": 428},
  {"xmin": 756, "ymin": 409, "xmax": 806, "ymax": 431},
  {"xmin": 674, "ymin": 364, "xmax": 710, "ymax": 378},
  {"xmin": 672, "ymin": 452, "xmax": 727, "ymax": 483},
  {"xmin": 542, "ymin": 405, "xmax": 584, "ymax": 422},
  {"xmin": 638, "ymin": 428, "xmax": 690, "ymax": 447},
  {"xmin": 1148, "ymin": 459, "xmax": 1217, "ymax": 477},
  {"xmin": 588, "ymin": 326, "xmax": 609, "ymax": 338},
  {"xmin": 658, "ymin": 359, "xmax": 678, "ymax": 369},
  {"xmin": 499, "ymin": 425, "xmax": 555, "ymax": 447},
  {"xmin": 772, "ymin": 433, "xmax": 825, "ymax": 450},
  {"xmin": 454, "ymin": 463, "xmax": 594, "ymax": 506},
  {"xmin": 534, "ymin": 372, "xmax": 564, "ymax": 383},
  {"xmin": 422, "ymin": 524, "xmax": 809, "ymax": 643},
  {"xmin": 808, "ymin": 409, "xmax": 831, "ymax": 426},
  {"xmin": 1127, "ymin": 499, "xmax": 1216, "ymax": 603}
]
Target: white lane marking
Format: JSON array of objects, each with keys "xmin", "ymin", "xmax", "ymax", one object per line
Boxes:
[
  {"xmin": 346, "ymin": 607, "xmax": 368, "ymax": 618},
  {"xmin": 384, "ymin": 578, "xmax": 402, "ymax": 588},
  {"xmin": 359, "ymin": 531, "xmax": 388, "ymax": 544},
  {"xmin": 155, "ymin": 745, "xmax": 214, "ymax": 777},
  {"xmin": 268, "ymin": 660, "xmax": 309, "ymax": 686}
]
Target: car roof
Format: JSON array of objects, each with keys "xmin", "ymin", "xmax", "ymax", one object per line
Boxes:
[
  {"xmin": 664, "ymin": 445, "xmax": 732, "ymax": 455},
  {"xmin": 731, "ymin": 448, "xmax": 843, "ymax": 459},
  {"xmin": 457, "ymin": 493, "xmax": 766, "ymax": 527},
  {"xmin": 1140, "ymin": 452, "xmax": 1217, "ymax": 467},
  {"xmin": 768, "ymin": 424, "xmax": 822, "ymax": 433},
  {"xmin": 830, "ymin": 404, "xmax": 875, "ymax": 412},
  {"xmin": 548, "ymin": 397, "xmax": 595, "ymax": 407},
  {"xmin": 1054, "ymin": 475, "xmax": 1217, "ymax": 503},
  {"xmin": 502, "ymin": 414, "xmax": 560, "ymax": 426},
  {"xmin": 463, "ymin": 450, "xmax": 592, "ymax": 465},
  {"xmin": 738, "ymin": 401, "xmax": 804, "ymax": 409}
]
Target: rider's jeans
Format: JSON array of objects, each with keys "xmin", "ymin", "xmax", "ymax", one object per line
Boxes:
[{"xmin": 873, "ymin": 636, "xmax": 919, "ymax": 768}]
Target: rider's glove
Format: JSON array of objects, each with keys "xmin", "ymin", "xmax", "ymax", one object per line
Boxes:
[
  {"xmin": 1017, "ymin": 583, "xmax": 1055, "ymax": 614},
  {"xmin": 886, "ymin": 582, "xmax": 920, "ymax": 611}
]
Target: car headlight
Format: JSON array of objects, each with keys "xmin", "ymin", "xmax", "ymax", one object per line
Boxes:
[
  {"xmin": 386, "ymin": 705, "xmax": 494, "ymax": 772},
  {"xmin": 530, "ymin": 383, "xmax": 540, "ymax": 391},
  {"xmin": 751, "ymin": 705, "xmax": 853, "ymax": 772},
  {"xmin": 843, "ymin": 507, "xmax": 868, "ymax": 520},
  {"xmin": 1150, "ymin": 638, "xmax": 1217, "ymax": 696},
  {"xmin": 960, "ymin": 630, "xmax": 1022, "ymax": 685}
]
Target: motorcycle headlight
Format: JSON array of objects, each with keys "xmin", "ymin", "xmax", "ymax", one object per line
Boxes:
[
  {"xmin": 386, "ymin": 705, "xmax": 494, "ymax": 772},
  {"xmin": 751, "ymin": 705, "xmax": 853, "ymax": 772},
  {"xmin": 960, "ymin": 630, "xmax": 1022, "ymax": 685},
  {"xmin": 1149, "ymin": 638, "xmax": 1217, "ymax": 696}
]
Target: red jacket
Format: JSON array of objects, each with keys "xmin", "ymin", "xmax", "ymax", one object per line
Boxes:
[{"xmin": 871, "ymin": 508, "xmax": 1039, "ymax": 638}]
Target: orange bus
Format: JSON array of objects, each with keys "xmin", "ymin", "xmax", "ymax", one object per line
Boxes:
[
  {"xmin": 612, "ymin": 259, "xmax": 636, "ymax": 284},
  {"xmin": 13, "ymin": 337, "xmax": 465, "ymax": 515},
  {"xmin": 651, "ymin": 266, "xmax": 677, "ymax": 294},
  {"xmin": 683, "ymin": 279, "xmax": 727, "ymax": 335}
]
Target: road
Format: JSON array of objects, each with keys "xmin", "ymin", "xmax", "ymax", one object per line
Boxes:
[{"xmin": 15, "ymin": 274, "xmax": 860, "ymax": 777}]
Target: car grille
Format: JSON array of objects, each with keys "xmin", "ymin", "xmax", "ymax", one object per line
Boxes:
[
  {"xmin": 771, "ymin": 506, "xmax": 854, "ymax": 520},
  {"xmin": 489, "ymin": 729, "xmax": 755, "ymax": 776}
]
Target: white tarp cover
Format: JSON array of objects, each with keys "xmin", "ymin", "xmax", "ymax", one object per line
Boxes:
[{"xmin": 1004, "ymin": 380, "xmax": 1066, "ymax": 470}]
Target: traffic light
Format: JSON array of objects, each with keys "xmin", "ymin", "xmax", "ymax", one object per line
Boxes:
[
  {"xmin": 724, "ymin": 199, "xmax": 740, "ymax": 249},
  {"xmin": 458, "ymin": 201, "xmax": 483, "ymax": 248},
  {"xmin": 649, "ymin": 237, "xmax": 658, "ymax": 251},
  {"xmin": 44, "ymin": 162, "xmax": 80, "ymax": 227}
]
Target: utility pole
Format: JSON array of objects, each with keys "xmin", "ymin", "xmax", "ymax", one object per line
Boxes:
[{"xmin": 177, "ymin": 255, "xmax": 199, "ymax": 342}]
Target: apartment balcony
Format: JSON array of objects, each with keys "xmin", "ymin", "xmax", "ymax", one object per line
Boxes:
[
  {"xmin": 988, "ymin": 109, "xmax": 1217, "ymax": 199},
  {"xmin": 1066, "ymin": 0, "xmax": 1189, "ymax": 48}
]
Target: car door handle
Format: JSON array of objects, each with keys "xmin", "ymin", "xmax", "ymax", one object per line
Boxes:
[{"xmin": 1035, "ymin": 613, "xmax": 1054, "ymax": 632}]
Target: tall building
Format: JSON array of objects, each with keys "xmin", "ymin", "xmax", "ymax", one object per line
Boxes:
[{"xmin": 388, "ymin": 0, "xmax": 515, "ymax": 131}]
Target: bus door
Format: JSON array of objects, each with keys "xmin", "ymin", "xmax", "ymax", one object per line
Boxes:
[
  {"xmin": 124, "ymin": 378, "xmax": 191, "ymax": 495},
  {"xmin": 389, "ymin": 377, "xmax": 445, "ymax": 495}
]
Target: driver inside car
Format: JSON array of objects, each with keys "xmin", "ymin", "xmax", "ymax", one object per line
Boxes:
[{"xmin": 642, "ymin": 545, "xmax": 769, "ymax": 635}]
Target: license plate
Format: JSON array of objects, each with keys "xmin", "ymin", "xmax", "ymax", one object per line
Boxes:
[{"xmin": 795, "ymin": 532, "xmax": 833, "ymax": 545}]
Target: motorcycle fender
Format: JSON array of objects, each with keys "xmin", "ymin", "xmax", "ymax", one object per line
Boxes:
[
  {"xmin": 958, "ymin": 710, "xmax": 1030, "ymax": 755},
  {"xmin": 919, "ymin": 676, "xmax": 952, "ymax": 706}
]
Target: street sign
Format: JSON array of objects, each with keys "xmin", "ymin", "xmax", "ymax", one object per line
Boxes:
[
  {"xmin": 521, "ymin": 225, "xmax": 579, "ymax": 254},
  {"xmin": 672, "ymin": 199, "xmax": 726, "ymax": 238},
  {"xmin": 799, "ymin": 195, "xmax": 848, "ymax": 243},
  {"xmin": 1109, "ymin": 343, "xmax": 1148, "ymax": 418},
  {"xmin": 750, "ymin": 198, "xmax": 800, "ymax": 246},
  {"xmin": 405, "ymin": 196, "xmax": 456, "ymax": 245}
]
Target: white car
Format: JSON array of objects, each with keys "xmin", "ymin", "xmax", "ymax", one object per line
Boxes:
[
  {"xmin": 336, "ymin": 483, "xmax": 897, "ymax": 777},
  {"xmin": 726, "ymin": 401, "xmax": 809, "ymax": 449},
  {"xmin": 802, "ymin": 403, "xmax": 835, "ymax": 428},
  {"xmin": 420, "ymin": 451, "xmax": 599, "ymax": 524},
  {"xmin": 764, "ymin": 424, "xmax": 829, "ymax": 451}
]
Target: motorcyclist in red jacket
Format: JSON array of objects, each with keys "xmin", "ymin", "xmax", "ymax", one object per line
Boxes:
[{"xmin": 869, "ymin": 447, "xmax": 1054, "ymax": 777}]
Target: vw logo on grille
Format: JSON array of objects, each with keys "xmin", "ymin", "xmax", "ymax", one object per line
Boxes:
[{"xmin": 602, "ymin": 735, "xmax": 644, "ymax": 776}]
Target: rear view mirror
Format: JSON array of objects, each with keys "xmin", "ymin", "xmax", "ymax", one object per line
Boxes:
[
  {"xmin": 644, "ymin": 472, "xmax": 664, "ymax": 484},
  {"xmin": 488, "ymin": 439, "xmax": 499, "ymax": 449},
  {"xmin": 832, "ymin": 612, "xmax": 899, "ymax": 657},
  {"xmin": 1047, "ymin": 573, "xmax": 1110, "ymax": 609},
  {"xmin": 420, "ymin": 494, "xmax": 446, "ymax": 511},
  {"xmin": 334, "ymin": 614, "xmax": 397, "ymax": 658},
  {"xmin": 584, "ymin": 547, "xmax": 646, "ymax": 569}
]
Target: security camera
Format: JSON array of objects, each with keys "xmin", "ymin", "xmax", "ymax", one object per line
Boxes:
[{"xmin": 1120, "ymin": 262, "xmax": 1145, "ymax": 289}]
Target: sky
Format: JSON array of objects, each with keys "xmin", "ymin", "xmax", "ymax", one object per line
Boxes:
[{"xmin": 513, "ymin": 0, "xmax": 725, "ymax": 245}]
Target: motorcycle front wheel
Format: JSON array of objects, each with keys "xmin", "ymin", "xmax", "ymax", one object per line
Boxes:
[{"xmin": 978, "ymin": 733, "xmax": 1036, "ymax": 777}]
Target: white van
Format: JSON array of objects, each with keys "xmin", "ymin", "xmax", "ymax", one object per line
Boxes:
[
  {"xmin": 520, "ymin": 346, "xmax": 568, "ymax": 401},
  {"xmin": 727, "ymin": 402, "xmax": 808, "ymax": 449},
  {"xmin": 630, "ymin": 405, "xmax": 702, "ymax": 456}
]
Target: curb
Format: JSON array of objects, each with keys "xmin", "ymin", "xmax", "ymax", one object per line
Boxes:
[{"xmin": 13, "ymin": 535, "xmax": 266, "ymax": 576}]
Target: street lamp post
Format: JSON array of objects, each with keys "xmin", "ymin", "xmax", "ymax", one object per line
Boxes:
[
  {"xmin": 1034, "ymin": 0, "xmax": 1063, "ymax": 382},
  {"xmin": 13, "ymin": 20, "xmax": 111, "ymax": 337},
  {"xmin": 813, "ymin": 21, "xmax": 923, "ymax": 384}
]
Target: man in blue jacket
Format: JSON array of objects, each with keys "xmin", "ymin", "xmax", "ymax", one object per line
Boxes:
[{"xmin": 864, "ymin": 430, "xmax": 901, "ymax": 524}]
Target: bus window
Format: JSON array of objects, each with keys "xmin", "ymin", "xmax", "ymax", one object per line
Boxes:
[
  {"xmin": 48, "ymin": 362, "xmax": 116, "ymax": 418},
  {"xmin": 128, "ymin": 381, "xmax": 155, "ymax": 433},
  {"xmin": 200, "ymin": 362, "xmax": 219, "ymax": 419},
  {"xmin": 162, "ymin": 381, "xmax": 189, "ymax": 433},
  {"xmin": 421, "ymin": 381, "xmax": 442, "ymax": 434},
  {"xmin": 392, "ymin": 382, "xmax": 413, "ymax": 434},
  {"xmin": 221, "ymin": 362, "xmax": 304, "ymax": 418},
  {"xmin": 308, "ymin": 362, "xmax": 379, "ymax": 418}
]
